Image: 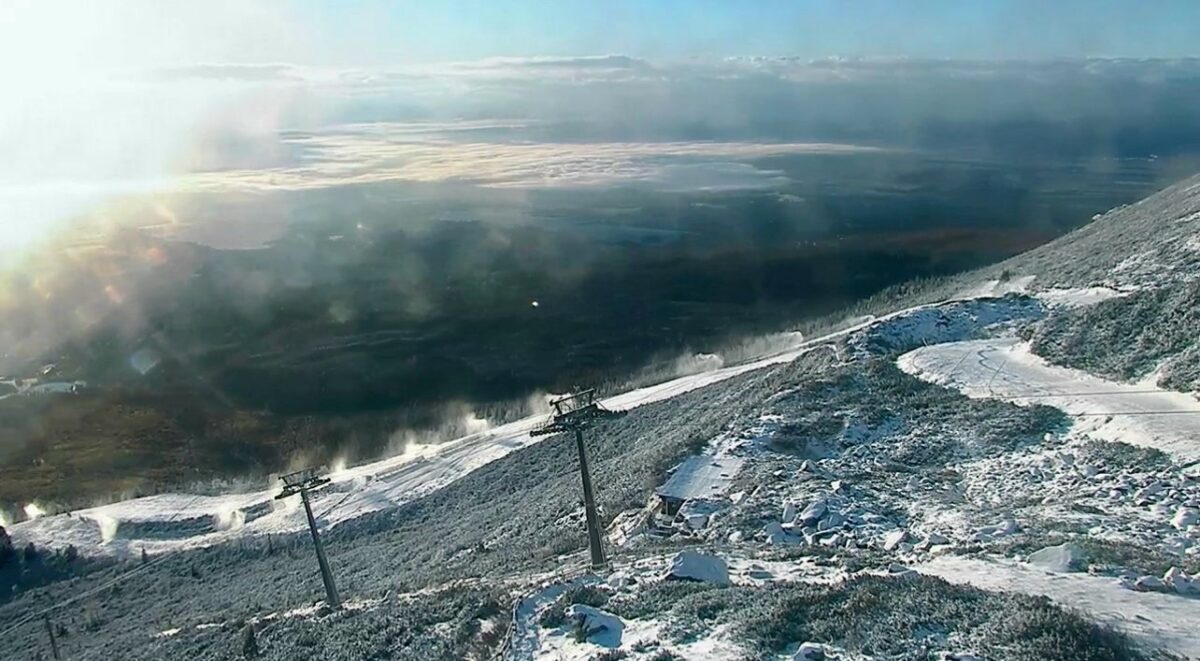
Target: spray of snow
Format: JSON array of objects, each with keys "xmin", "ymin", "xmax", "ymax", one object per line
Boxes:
[
  {"xmin": 270, "ymin": 493, "xmax": 299, "ymax": 514},
  {"xmin": 525, "ymin": 391, "xmax": 554, "ymax": 418},
  {"xmin": 329, "ymin": 455, "xmax": 349, "ymax": 479},
  {"xmin": 649, "ymin": 330, "xmax": 807, "ymax": 383},
  {"xmin": 397, "ymin": 442, "xmax": 439, "ymax": 463},
  {"xmin": 92, "ymin": 513, "xmax": 119, "ymax": 543},
  {"xmin": 213, "ymin": 508, "xmax": 246, "ymax": 532},
  {"xmin": 386, "ymin": 403, "xmax": 493, "ymax": 457},
  {"xmin": 672, "ymin": 352, "xmax": 726, "ymax": 377},
  {"xmin": 23, "ymin": 502, "xmax": 45, "ymax": 521},
  {"xmin": 0, "ymin": 509, "xmax": 9, "ymax": 527}
]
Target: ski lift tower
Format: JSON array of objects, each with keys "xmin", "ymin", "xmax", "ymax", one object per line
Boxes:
[
  {"xmin": 276, "ymin": 467, "xmax": 341, "ymax": 611},
  {"xmin": 530, "ymin": 389, "xmax": 626, "ymax": 570}
]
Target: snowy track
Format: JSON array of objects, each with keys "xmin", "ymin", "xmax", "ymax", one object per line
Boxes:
[
  {"xmin": 899, "ymin": 338, "xmax": 1200, "ymax": 460},
  {"xmin": 920, "ymin": 556, "xmax": 1200, "ymax": 658}
]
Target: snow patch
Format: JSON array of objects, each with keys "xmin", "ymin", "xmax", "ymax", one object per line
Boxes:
[{"xmin": 920, "ymin": 555, "xmax": 1200, "ymax": 658}]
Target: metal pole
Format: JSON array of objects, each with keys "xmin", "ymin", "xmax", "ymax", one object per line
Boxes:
[
  {"xmin": 43, "ymin": 614, "xmax": 60, "ymax": 661},
  {"xmin": 574, "ymin": 428, "xmax": 607, "ymax": 570},
  {"xmin": 299, "ymin": 488, "xmax": 341, "ymax": 610}
]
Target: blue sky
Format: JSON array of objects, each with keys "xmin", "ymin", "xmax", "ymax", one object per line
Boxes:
[
  {"xmin": 4, "ymin": 0, "xmax": 1197, "ymax": 77},
  {"xmin": 291, "ymin": 0, "xmax": 1200, "ymax": 64}
]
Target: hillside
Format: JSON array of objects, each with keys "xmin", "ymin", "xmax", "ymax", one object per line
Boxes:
[{"xmin": 4, "ymin": 175, "xmax": 1200, "ymax": 658}]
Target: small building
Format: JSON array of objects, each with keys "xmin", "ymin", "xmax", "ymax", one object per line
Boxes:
[{"xmin": 654, "ymin": 455, "xmax": 744, "ymax": 518}]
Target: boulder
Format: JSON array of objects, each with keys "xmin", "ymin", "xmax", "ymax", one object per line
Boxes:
[
  {"xmin": 1134, "ymin": 575, "xmax": 1167, "ymax": 592},
  {"xmin": 794, "ymin": 642, "xmax": 825, "ymax": 660},
  {"xmin": 916, "ymin": 532, "xmax": 949, "ymax": 551},
  {"xmin": 798, "ymin": 499, "xmax": 828, "ymax": 525},
  {"xmin": 887, "ymin": 562, "xmax": 917, "ymax": 578},
  {"xmin": 1027, "ymin": 543, "xmax": 1084, "ymax": 573},
  {"xmin": 817, "ymin": 511, "xmax": 845, "ymax": 532},
  {"xmin": 764, "ymin": 522, "xmax": 799, "ymax": 546},
  {"xmin": 665, "ymin": 550, "xmax": 731, "ymax": 586},
  {"xmin": 883, "ymin": 530, "xmax": 909, "ymax": 551},
  {"xmin": 565, "ymin": 605, "xmax": 624, "ymax": 647},
  {"xmin": 1164, "ymin": 567, "xmax": 1200, "ymax": 595},
  {"xmin": 1134, "ymin": 481, "xmax": 1163, "ymax": 503},
  {"xmin": 993, "ymin": 519, "xmax": 1020, "ymax": 536},
  {"xmin": 1171, "ymin": 508, "xmax": 1199, "ymax": 530},
  {"xmin": 783, "ymin": 502, "xmax": 798, "ymax": 523}
]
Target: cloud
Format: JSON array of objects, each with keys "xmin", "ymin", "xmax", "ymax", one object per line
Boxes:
[
  {"xmin": 144, "ymin": 63, "xmax": 310, "ymax": 83},
  {"xmin": 177, "ymin": 125, "xmax": 879, "ymax": 192}
]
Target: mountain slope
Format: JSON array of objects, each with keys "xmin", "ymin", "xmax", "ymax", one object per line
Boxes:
[{"xmin": 6, "ymin": 174, "xmax": 1200, "ymax": 659}]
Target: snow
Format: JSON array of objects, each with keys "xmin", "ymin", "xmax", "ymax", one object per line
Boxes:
[
  {"xmin": 1026, "ymin": 543, "xmax": 1084, "ymax": 573},
  {"xmin": 955, "ymin": 275, "xmax": 1037, "ymax": 300},
  {"xmin": 920, "ymin": 555, "xmax": 1200, "ymax": 658},
  {"xmin": 664, "ymin": 550, "xmax": 731, "ymax": 586},
  {"xmin": 656, "ymin": 456, "xmax": 744, "ymax": 501},
  {"xmin": 1035, "ymin": 286, "xmax": 1129, "ymax": 308},
  {"xmin": 898, "ymin": 338, "xmax": 1200, "ymax": 460},
  {"xmin": 566, "ymin": 605, "xmax": 624, "ymax": 647}
]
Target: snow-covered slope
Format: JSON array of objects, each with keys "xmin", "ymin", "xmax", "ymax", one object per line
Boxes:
[
  {"xmin": 899, "ymin": 337, "xmax": 1200, "ymax": 460},
  {"xmin": 9, "ymin": 174, "xmax": 1200, "ymax": 660},
  {"xmin": 9, "ymin": 312, "xmax": 874, "ymax": 557}
]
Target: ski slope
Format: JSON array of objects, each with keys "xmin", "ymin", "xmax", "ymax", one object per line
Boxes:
[
  {"xmin": 898, "ymin": 338, "xmax": 1200, "ymax": 460},
  {"xmin": 9, "ymin": 312, "xmax": 885, "ymax": 558}
]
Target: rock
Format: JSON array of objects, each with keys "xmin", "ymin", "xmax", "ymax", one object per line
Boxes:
[
  {"xmin": 887, "ymin": 562, "xmax": 916, "ymax": 578},
  {"xmin": 1171, "ymin": 508, "xmax": 1199, "ymax": 530},
  {"xmin": 883, "ymin": 530, "xmax": 909, "ymax": 551},
  {"xmin": 817, "ymin": 512, "xmax": 845, "ymax": 531},
  {"xmin": 1134, "ymin": 575, "xmax": 1166, "ymax": 592},
  {"xmin": 1164, "ymin": 567, "xmax": 1200, "ymax": 594},
  {"xmin": 831, "ymin": 480, "xmax": 846, "ymax": 493},
  {"xmin": 608, "ymin": 572, "xmax": 635, "ymax": 589},
  {"xmin": 763, "ymin": 522, "xmax": 797, "ymax": 546},
  {"xmin": 665, "ymin": 550, "xmax": 731, "ymax": 587},
  {"xmin": 782, "ymin": 502, "xmax": 798, "ymax": 523},
  {"xmin": 994, "ymin": 519, "xmax": 1020, "ymax": 536},
  {"xmin": 917, "ymin": 532, "xmax": 950, "ymax": 550},
  {"xmin": 905, "ymin": 476, "xmax": 920, "ymax": 491},
  {"xmin": 798, "ymin": 499, "xmax": 828, "ymax": 525},
  {"xmin": 565, "ymin": 605, "xmax": 624, "ymax": 646},
  {"xmin": 799, "ymin": 460, "xmax": 814, "ymax": 472},
  {"xmin": 1135, "ymin": 481, "xmax": 1164, "ymax": 502},
  {"xmin": 794, "ymin": 642, "xmax": 825, "ymax": 660},
  {"xmin": 818, "ymin": 533, "xmax": 842, "ymax": 547},
  {"xmin": 728, "ymin": 530, "xmax": 744, "ymax": 544},
  {"xmin": 684, "ymin": 513, "xmax": 709, "ymax": 530},
  {"xmin": 1027, "ymin": 543, "xmax": 1084, "ymax": 572}
]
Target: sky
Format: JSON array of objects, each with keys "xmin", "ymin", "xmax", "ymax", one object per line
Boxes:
[
  {"xmin": 0, "ymin": 0, "xmax": 1198, "ymax": 254},
  {"xmin": 2, "ymin": 0, "xmax": 1199, "ymax": 75}
]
